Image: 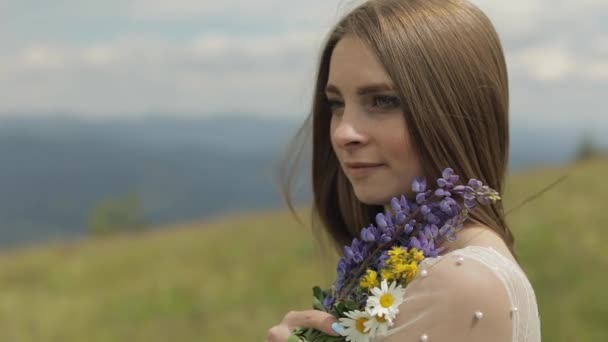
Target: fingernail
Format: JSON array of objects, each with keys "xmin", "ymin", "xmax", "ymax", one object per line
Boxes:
[{"xmin": 331, "ymin": 322, "xmax": 346, "ymax": 336}]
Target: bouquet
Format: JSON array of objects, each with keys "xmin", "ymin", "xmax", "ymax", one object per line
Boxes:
[{"xmin": 293, "ymin": 168, "xmax": 501, "ymax": 342}]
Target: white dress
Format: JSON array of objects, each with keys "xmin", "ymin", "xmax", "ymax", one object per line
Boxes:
[{"xmin": 375, "ymin": 245, "xmax": 541, "ymax": 342}]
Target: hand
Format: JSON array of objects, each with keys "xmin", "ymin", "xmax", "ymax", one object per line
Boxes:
[{"xmin": 266, "ymin": 309, "xmax": 343, "ymax": 342}]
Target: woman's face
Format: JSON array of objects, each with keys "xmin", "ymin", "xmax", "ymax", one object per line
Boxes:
[{"xmin": 327, "ymin": 35, "xmax": 422, "ymax": 206}]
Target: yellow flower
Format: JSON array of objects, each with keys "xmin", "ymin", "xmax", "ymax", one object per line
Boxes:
[
  {"xmin": 404, "ymin": 262, "xmax": 419, "ymax": 282},
  {"xmin": 387, "ymin": 246, "xmax": 408, "ymax": 268},
  {"xmin": 388, "ymin": 246, "xmax": 407, "ymax": 259},
  {"xmin": 391, "ymin": 262, "xmax": 419, "ymax": 282},
  {"xmin": 360, "ymin": 269, "xmax": 380, "ymax": 289},
  {"xmin": 488, "ymin": 191, "xmax": 502, "ymax": 202},
  {"xmin": 392, "ymin": 262, "xmax": 408, "ymax": 274},
  {"xmin": 409, "ymin": 248, "xmax": 425, "ymax": 262},
  {"xmin": 380, "ymin": 268, "xmax": 397, "ymax": 282}
]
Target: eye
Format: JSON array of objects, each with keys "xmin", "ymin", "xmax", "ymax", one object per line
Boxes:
[
  {"xmin": 327, "ymin": 98, "xmax": 344, "ymax": 114},
  {"xmin": 372, "ymin": 95, "xmax": 401, "ymax": 110}
]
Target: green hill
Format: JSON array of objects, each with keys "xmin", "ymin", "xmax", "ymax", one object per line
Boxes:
[{"xmin": 0, "ymin": 158, "xmax": 606, "ymax": 341}]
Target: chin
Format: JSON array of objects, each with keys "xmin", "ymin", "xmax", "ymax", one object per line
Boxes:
[{"xmin": 352, "ymin": 188, "xmax": 391, "ymax": 206}]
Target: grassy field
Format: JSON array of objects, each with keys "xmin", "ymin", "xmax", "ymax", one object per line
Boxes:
[{"xmin": 0, "ymin": 158, "xmax": 606, "ymax": 341}]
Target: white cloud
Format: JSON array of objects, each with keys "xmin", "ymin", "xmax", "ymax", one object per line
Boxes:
[
  {"xmin": 507, "ymin": 35, "xmax": 608, "ymax": 83},
  {"xmin": 80, "ymin": 45, "xmax": 119, "ymax": 66},
  {"xmin": 18, "ymin": 44, "xmax": 69, "ymax": 69},
  {"xmin": 191, "ymin": 31, "xmax": 322, "ymax": 60},
  {"xmin": 510, "ymin": 42, "xmax": 574, "ymax": 82},
  {"xmin": 127, "ymin": 0, "xmax": 352, "ymax": 28},
  {"xmin": 0, "ymin": 31, "xmax": 322, "ymax": 117},
  {"xmin": 0, "ymin": 0, "xmax": 606, "ymax": 121},
  {"xmin": 581, "ymin": 62, "xmax": 608, "ymax": 81}
]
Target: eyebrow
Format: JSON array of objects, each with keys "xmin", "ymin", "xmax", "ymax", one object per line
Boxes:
[{"xmin": 324, "ymin": 82, "xmax": 395, "ymax": 96}]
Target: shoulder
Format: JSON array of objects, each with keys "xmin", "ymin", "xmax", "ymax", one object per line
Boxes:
[{"xmin": 381, "ymin": 248, "xmax": 513, "ymax": 341}]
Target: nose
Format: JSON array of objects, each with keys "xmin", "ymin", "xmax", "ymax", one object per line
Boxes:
[{"xmin": 331, "ymin": 106, "xmax": 368, "ymax": 150}]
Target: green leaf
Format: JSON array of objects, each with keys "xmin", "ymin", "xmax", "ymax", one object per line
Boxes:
[
  {"xmin": 312, "ymin": 296, "xmax": 326, "ymax": 311},
  {"xmin": 312, "ymin": 286, "xmax": 329, "ymax": 311},
  {"xmin": 287, "ymin": 335, "xmax": 303, "ymax": 342},
  {"xmin": 344, "ymin": 299, "xmax": 359, "ymax": 311},
  {"xmin": 313, "ymin": 286, "xmax": 325, "ymax": 301}
]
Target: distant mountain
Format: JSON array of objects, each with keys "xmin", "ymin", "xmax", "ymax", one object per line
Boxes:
[
  {"xmin": 0, "ymin": 114, "xmax": 602, "ymax": 248},
  {"xmin": 0, "ymin": 115, "xmax": 309, "ymax": 247},
  {"xmin": 0, "ymin": 115, "xmax": 302, "ymax": 153}
]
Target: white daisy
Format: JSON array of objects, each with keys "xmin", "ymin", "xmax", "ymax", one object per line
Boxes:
[
  {"xmin": 338, "ymin": 309, "xmax": 375, "ymax": 342},
  {"xmin": 364, "ymin": 313, "xmax": 394, "ymax": 336},
  {"xmin": 365, "ymin": 279, "xmax": 406, "ymax": 322}
]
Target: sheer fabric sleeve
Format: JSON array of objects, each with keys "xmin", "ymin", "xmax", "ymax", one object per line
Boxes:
[{"xmin": 375, "ymin": 250, "xmax": 515, "ymax": 342}]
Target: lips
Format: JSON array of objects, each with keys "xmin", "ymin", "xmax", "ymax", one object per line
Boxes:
[
  {"xmin": 344, "ymin": 162, "xmax": 385, "ymax": 178},
  {"xmin": 345, "ymin": 162, "xmax": 385, "ymax": 168}
]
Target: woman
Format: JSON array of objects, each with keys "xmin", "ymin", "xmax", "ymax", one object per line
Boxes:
[{"xmin": 269, "ymin": 0, "xmax": 541, "ymax": 341}]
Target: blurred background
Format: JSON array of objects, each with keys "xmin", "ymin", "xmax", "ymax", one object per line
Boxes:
[{"xmin": 0, "ymin": 0, "xmax": 606, "ymax": 341}]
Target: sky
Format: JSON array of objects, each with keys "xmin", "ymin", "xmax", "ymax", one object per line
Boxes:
[{"xmin": 0, "ymin": 0, "xmax": 606, "ymax": 130}]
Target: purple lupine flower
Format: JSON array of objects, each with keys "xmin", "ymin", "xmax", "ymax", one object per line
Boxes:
[
  {"xmin": 424, "ymin": 240, "xmax": 440, "ymax": 257},
  {"xmin": 439, "ymin": 197, "xmax": 458, "ymax": 215},
  {"xmin": 452, "ymin": 184, "xmax": 466, "ymax": 192},
  {"xmin": 328, "ymin": 168, "xmax": 501, "ymax": 310},
  {"xmin": 379, "ymin": 225, "xmax": 396, "ymax": 243},
  {"xmin": 423, "ymin": 224, "xmax": 433, "ymax": 240},
  {"xmin": 425, "ymin": 212, "xmax": 441, "ymax": 225},
  {"xmin": 435, "ymin": 188, "xmax": 448, "ymax": 197},
  {"xmin": 418, "ymin": 230, "xmax": 428, "ymax": 245},
  {"xmin": 441, "ymin": 167, "xmax": 460, "ymax": 188},
  {"xmin": 335, "ymin": 258, "xmax": 348, "ymax": 291},
  {"xmin": 343, "ymin": 239, "xmax": 366, "ymax": 264},
  {"xmin": 375, "ymin": 213, "xmax": 388, "ymax": 229},
  {"xmin": 390, "ymin": 197, "xmax": 402, "ymax": 213},
  {"xmin": 361, "ymin": 225, "xmax": 378, "ymax": 242},
  {"xmin": 395, "ymin": 211, "xmax": 407, "ymax": 225},
  {"xmin": 350, "ymin": 239, "xmax": 367, "ymax": 263},
  {"xmin": 409, "ymin": 236, "xmax": 421, "ymax": 250},
  {"xmin": 399, "ymin": 195, "xmax": 411, "ymax": 214},
  {"xmin": 442, "ymin": 168, "xmax": 454, "ymax": 179},
  {"xmin": 373, "ymin": 250, "xmax": 390, "ymax": 269},
  {"xmin": 344, "ymin": 246, "xmax": 355, "ymax": 261},
  {"xmin": 468, "ymin": 179, "xmax": 483, "ymax": 190},
  {"xmin": 404, "ymin": 222, "xmax": 415, "ymax": 235},
  {"xmin": 323, "ymin": 295, "xmax": 335, "ymax": 309},
  {"xmin": 408, "ymin": 233, "xmax": 438, "ymax": 257},
  {"xmin": 431, "ymin": 224, "xmax": 440, "ymax": 238},
  {"xmin": 416, "ymin": 192, "xmax": 426, "ymax": 204},
  {"xmin": 420, "ymin": 205, "xmax": 431, "ymax": 215},
  {"xmin": 412, "ymin": 176, "xmax": 427, "ymax": 193}
]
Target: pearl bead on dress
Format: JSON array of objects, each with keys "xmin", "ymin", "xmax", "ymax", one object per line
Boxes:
[
  {"xmin": 420, "ymin": 269, "xmax": 429, "ymax": 277},
  {"xmin": 456, "ymin": 256, "xmax": 464, "ymax": 265},
  {"xmin": 474, "ymin": 311, "xmax": 484, "ymax": 320},
  {"xmin": 420, "ymin": 334, "xmax": 429, "ymax": 341}
]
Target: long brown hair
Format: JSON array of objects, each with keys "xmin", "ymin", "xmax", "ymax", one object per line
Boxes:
[{"xmin": 280, "ymin": 0, "xmax": 516, "ymax": 260}]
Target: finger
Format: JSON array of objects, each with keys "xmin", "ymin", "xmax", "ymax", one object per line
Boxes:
[
  {"xmin": 282, "ymin": 310, "xmax": 340, "ymax": 336},
  {"xmin": 266, "ymin": 325, "xmax": 292, "ymax": 342}
]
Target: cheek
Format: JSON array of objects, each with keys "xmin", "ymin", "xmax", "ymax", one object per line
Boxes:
[
  {"xmin": 329, "ymin": 118, "xmax": 338, "ymax": 154},
  {"xmin": 385, "ymin": 128, "xmax": 415, "ymax": 162},
  {"xmin": 384, "ymin": 128, "xmax": 422, "ymax": 178}
]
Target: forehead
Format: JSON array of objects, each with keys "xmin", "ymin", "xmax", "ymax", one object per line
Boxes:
[{"xmin": 328, "ymin": 35, "xmax": 393, "ymax": 89}]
